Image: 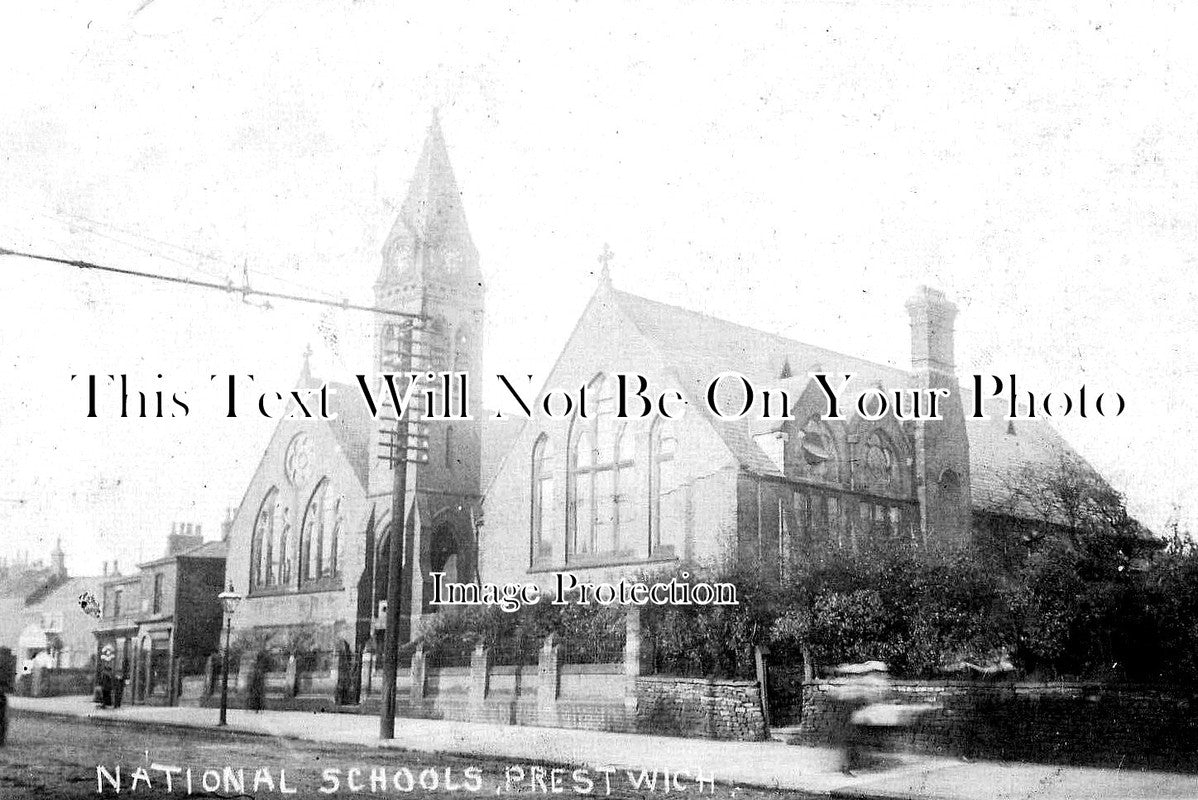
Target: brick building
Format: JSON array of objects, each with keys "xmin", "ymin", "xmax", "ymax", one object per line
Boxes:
[
  {"xmin": 93, "ymin": 524, "xmax": 226, "ymax": 705},
  {"xmin": 10, "ymin": 542, "xmax": 101, "ymax": 671}
]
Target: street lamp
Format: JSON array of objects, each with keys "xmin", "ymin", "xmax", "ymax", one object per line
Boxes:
[{"xmin": 217, "ymin": 582, "xmax": 242, "ymax": 727}]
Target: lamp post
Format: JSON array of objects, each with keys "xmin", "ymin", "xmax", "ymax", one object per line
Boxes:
[{"xmin": 217, "ymin": 582, "xmax": 242, "ymax": 727}]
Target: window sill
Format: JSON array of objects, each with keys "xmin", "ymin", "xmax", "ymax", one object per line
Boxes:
[
  {"xmin": 248, "ymin": 580, "xmax": 343, "ymax": 598},
  {"xmin": 528, "ymin": 552, "xmax": 680, "ymax": 573}
]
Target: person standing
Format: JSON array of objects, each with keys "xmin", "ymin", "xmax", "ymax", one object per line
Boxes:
[
  {"xmin": 97, "ymin": 645, "xmax": 116, "ymax": 708},
  {"xmin": 0, "ymin": 647, "xmax": 14, "ymax": 747}
]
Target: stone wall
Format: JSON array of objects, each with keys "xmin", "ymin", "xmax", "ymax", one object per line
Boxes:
[
  {"xmin": 403, "ymin": 615, "xmax": 767, "ymax": 741},
  {"xmin": 798, "ymin": 678, "xmax": 1198, "ymax": 772},
  {"xmin": 635, "ymin": 676, "xmax": 765, "ymax": 740},
  {"xmin": 18, "ymin": 665, "xmax": 93, "ymax": 697}
]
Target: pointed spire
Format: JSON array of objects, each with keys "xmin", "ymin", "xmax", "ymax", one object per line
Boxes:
[{"xmin": 378, "ymin": 111, "xmax": 479, "ymax": 289}]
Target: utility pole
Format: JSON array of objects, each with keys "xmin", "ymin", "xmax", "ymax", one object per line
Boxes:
[{"xmin": 378, "ymin": 309, "xmax": 430, "ymax": 739}]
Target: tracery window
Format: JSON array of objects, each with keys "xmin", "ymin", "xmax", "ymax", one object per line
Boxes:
[
  {"xmin": 300, "ymin": 478, "xmax": 343, "ymax": 584},
  {"xmin": 530, "ymin": 435, "xmax": 555, "ymax": 563},
  {"xmin": 251, "ymin": 488, "xmax": 285, "ymax": 590},
  {"xmin": 650, "ymin": 418, "xmax": 680, "ymax": 554},
  {"xmin": 860, "ymin": 430, "xmax": 902, "ymax": 494},
  {"xmin": 453, "ymin": 328, "xmax": 470, "ymax": 372},
  {"xmin": 570, "ymin": 376, "xmax": 637, "ymax": 560}
]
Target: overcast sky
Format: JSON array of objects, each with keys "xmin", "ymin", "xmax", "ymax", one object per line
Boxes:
[{"xmin": 2, "ymin": 0, "xmax": 1196, "ymax": 576}]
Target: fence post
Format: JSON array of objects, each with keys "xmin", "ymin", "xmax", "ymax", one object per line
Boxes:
[
  {"xmin": 284, "ymin": 654, "xmax": 298, "ymax": 698},
  {"xmin": 204, "ymin": 654, "xmax": 218, "ymax": 696},
  {"xmin": 754, "ymin": 644, "xmax": 771, "ymax": 737},
  {"xmin": 361, "ymin": 649, "xmax": 375, "ymax": 697},
  {"xmin": 168, "ymin": 657, "xmax": 179, "ymax": 706},
  {"xmin": 537, "ymin": 633, "xmax": 559, "ymax": 727},
  {"xmin": 624, "ymin": 608, "xmax": 642, "ymax": 716},
  {"xmin": 469, "ymin": 642, "xmax": 490, "ymax": 710},
  {"xmin": 409, "ymin": 644, "xmax": 426, "ymax": 705},
  {"xmin": 237, "ymin": 650, "xmax": 255, "ymax": 693}
]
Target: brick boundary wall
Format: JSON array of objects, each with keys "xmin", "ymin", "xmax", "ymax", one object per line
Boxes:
[{"xmin": 797, "ymin": 679, "xmax": 1198, "ymax": 772}]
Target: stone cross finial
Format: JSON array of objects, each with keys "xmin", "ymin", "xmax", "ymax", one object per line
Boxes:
[
  {"xmin": 300, "ymin": 343, "xmax": 314, "ymax": 384},
  {"xmin": 597, "ymin": 243, "xmax": 614, "ymax": 286}
]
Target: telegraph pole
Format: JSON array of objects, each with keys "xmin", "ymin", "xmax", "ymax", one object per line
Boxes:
[{"xmin": 378, "ymin": 307, "xmax": 429, "ymax": 739}]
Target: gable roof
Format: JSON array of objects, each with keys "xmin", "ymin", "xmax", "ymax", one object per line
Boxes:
[{"xmin": 606, "ymin": 286, "xmax": 1102, "ymax": 523}]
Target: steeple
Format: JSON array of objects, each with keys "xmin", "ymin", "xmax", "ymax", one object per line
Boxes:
[{"xmin": 377, "ymin": 111, "xmax": 481, "ymax": 290}]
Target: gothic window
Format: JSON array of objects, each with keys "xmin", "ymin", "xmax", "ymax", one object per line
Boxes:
[
  {"xmin": 861, "ymin": 430, "xmax": 902, "ymax": 494},
  {"xmin": 858, "ymin": 501, "xmax": 910, "ymax": 541},
  {"xmin": 301, "ymin": 478, "xmax": 343, "ymax": 585},
  {"xmin": 796, "ymin": 489, "xmax": 845, "ymax": 549},
  {"xmin": 777, "ymin": 498, "xmax": 791, "ymax": 580},
  {"xmin": 277, "ymin": 507, "xmax": 292, "ymax": 585},
  {"xmin": 650, "ymin": 418, "xmax": 680, "ymax": 554},
  {"xmin": 425, "ymin": 316, "xmax": 448, "ymax": 371},
  {"xmin": 251, "ymin": 488, "xmax": 279, "ymax": 590},
  {"xmin": 570, "ymin": 375, "xmax": 637, "ymax": 560},
  {"xmin": 530, "ymin": 435, "xmax": 555, "ymax": 564},
  {"xmin": 453, "ymin": 328, "xmax": 470, "ymax": 373}
]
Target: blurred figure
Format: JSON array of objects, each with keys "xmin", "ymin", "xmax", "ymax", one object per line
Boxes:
[{"xmin": 828, "ymin": 660, "xmax": 893, "ymax": 775}]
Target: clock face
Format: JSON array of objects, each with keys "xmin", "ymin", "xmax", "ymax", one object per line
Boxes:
[{"xmin": 284, "ymin": 434, "xmax": 314, "ymax": 486}]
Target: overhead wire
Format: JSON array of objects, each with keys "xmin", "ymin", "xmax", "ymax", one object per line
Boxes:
[{"xmin": 0, "ymin": 245, "xmax": 422, "ymax": 320}]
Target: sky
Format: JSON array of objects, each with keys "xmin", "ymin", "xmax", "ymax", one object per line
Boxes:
[{"xmin": 1, "ymin": 0, "xmax": 1196, "ymax": 576}]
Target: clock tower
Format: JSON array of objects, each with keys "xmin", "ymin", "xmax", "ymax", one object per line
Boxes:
[{"xmin": 370, "ymin": 112, "xmax": 485, "ymax": 640}]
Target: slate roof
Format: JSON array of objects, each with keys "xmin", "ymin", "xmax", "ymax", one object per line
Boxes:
[
  {"xmin": 326, "ymin": 381, "xmax": 372, "ymax": 490},
  {"xmin": 179, "ymin": 539, "xmax": 228, "ymax": 560},
  {"xmin": 608, "ymin": 287, "xmax": 1098, "ymax": 523}
]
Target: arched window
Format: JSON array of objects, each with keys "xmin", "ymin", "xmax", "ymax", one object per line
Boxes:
[
  {"xmin": 425, "ymin": 316, "xmax": 448, "ymax": 371},
  {"xmin": 650, "ymin": 419, "xmax": 679, "ymax": 554},
  {"xmin": 301, "ymin": 479, "xmax": 343, "ymax": 584},
  {"xmin": 861, "ymin": 430, "xmax": 901, "ymax": 494},
  {"xmin": 570, "ymin": 376, "xmax": 637, "ymax": 560},
  {"xmin": 251, "ymin": 488, "xmax": 279, "ymax": 590},
  {"xmin": 453, "ymin": 327, "xmax": 470, "ymax": 373},
  {"xmin": 277, "ymin": 509, "xmax": 292, "ymax": 585},
  {"xmin": 530, "ymin": 435, "xmax": 555, "ymax": 564}
]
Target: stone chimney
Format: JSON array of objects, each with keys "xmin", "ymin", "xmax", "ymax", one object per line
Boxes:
[
  {"xmin": 112, "ymin": 560, "xmax": 120, "ymax": 576},
  {"xmin": 49, "ymin": 538, "xmax": 66, "ymax": 578},
  {"xmin": 905, "ymin": 286, "xmax": 971, "ymax": 549},
  {"xmin": 102, "ymin": 561, "xmax": 108, "ymax": 577},
  {"xmin": 166, "ymin": 521, "xmax": 204, "ymax": 556},
  {"xmin": 905, "ymin": 286, "xmax": 957, "ymax": 376},
  {"xmin": 220, "ymin": 507, "xmax": 235, "ymax": 541}
]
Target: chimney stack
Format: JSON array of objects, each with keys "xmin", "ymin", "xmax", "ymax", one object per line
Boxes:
[
  {"xmin": 903, "ymin": 286, "xmax": 971, "ymax": 550},
  {"xmin": 102, "ymin": 561, "xmax": 108, "ymax": 577},
  {"xmin": 221, "ymin": 507, "xmax": 235, "ymax": 541},
  {"xmin": 905, "ymin": 286, "xmax": 958, "ymax": 376},
  {"xmin": 112, "ymin": 560, "xmax": 120, "ymax": 576}
]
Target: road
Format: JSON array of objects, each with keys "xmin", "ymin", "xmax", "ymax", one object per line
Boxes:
[{"xmin": 0, "ymin": 710, "xmax": 812, "ymax": 799}]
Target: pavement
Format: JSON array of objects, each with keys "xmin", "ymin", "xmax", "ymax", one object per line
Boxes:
[{"xmin": 10, "ymin": 695, "xmax": 1198, "ymax": 799}]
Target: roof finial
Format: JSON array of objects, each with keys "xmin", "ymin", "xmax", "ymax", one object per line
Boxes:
[
  {"xmin": 597, "ymin": 243, "xmax": 614, "ymax": 287},
  {"xmin": 301, "ymin": 343, "xmax": 314, "ymax": 384}
]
